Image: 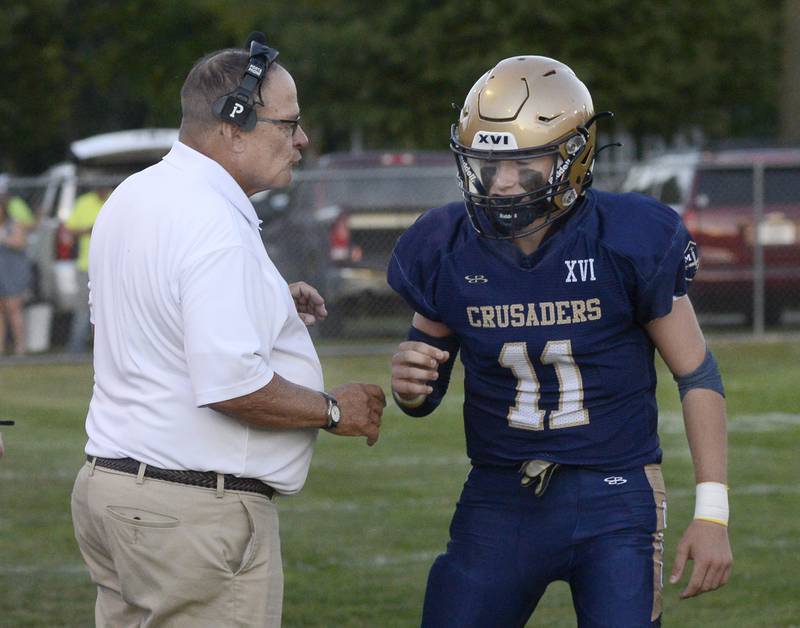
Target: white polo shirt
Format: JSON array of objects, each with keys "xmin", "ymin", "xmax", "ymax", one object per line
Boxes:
[{"xmin": 84, "ymin": 141, "xmax": 323, "ymax": 494}]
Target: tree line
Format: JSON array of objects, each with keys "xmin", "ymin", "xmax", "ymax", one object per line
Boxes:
[{"xmin": 0, "ymin": 0, "xmax": 785, "ymax": 173}]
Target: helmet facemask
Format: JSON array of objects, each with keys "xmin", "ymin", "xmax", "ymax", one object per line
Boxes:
[{"xmin": 452, "ymin": 123, "xmax": 592, "ymax": 240}]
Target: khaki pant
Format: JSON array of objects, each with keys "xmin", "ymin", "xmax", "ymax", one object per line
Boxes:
[{"xmin": 71, "ymin": 462, "xmax": 283, "ymax": 627}]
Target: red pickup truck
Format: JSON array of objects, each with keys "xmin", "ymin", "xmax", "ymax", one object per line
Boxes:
[{"xmin": 623, "ymin": 148, "xmax": 800, "ymax": 325}]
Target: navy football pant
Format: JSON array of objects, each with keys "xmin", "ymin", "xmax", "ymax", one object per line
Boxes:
[{"xmin": 421, "ymin": 464, "xmax": 666, "ymax": 628}]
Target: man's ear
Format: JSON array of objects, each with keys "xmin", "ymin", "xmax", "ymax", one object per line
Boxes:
[{"xmin": 219, "ymin": 122, "xmax": 247, "ymax": 154}]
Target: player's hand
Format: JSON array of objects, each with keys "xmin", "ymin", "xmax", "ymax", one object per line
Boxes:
[
  {"xmin": 329, "ymin": 383, "xmax": 386, "ymax": 446},
  {"xmin": 669, "ymin": 519, "xmax": 732, "ymax": 598},
  {"xmin": 0, "ymin": 432, "xmax": 4, "ymax": 459},
  {"xmin": 289, "ymin": 281, "xmax": 327, "ymax": 325},
  {"xmin": 391, "ymin": 341, "xmax": 450, "ymax": 401}
]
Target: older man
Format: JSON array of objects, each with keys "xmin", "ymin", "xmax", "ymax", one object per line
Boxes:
[{"xmin": 70, "ymin": 35, "xmax": 385, "ymax": 627}]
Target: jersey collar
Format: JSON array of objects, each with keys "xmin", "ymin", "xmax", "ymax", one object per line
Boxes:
[{"xmin": 484, "ymin": 191, "xmax": 595, "ymax": 269}]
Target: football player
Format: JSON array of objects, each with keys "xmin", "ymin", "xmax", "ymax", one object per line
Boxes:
[{"xmin": 388, "ymin": 56, "xmax": 732, "ymax": 627}]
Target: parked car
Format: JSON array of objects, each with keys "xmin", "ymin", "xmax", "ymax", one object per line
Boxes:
[
  {"xmin": 622, "ymin": 148, "xmax": 800, "ymax": 324},
  {"xmin": 27, "ymin": 128, "xmax": 178, "ymax": 340},
  {"xmin": 254, "ymin": 150, "xmax": 463, "ymax": 335}
]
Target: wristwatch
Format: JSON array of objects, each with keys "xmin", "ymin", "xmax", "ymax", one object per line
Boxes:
[{"xmin": 320, "ymin": 391, "xmax": 341, "ymax": 429}]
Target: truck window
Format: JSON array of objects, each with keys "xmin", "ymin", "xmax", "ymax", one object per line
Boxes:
[
  {"xmin": 765, "ymin": 167, "xmax": 800, "ymax": 204},
  {"xmin": 695, "ymin": 168, "xmax": 753, "ymax": 207},
  {"xmin": 309, "ymin": 169, "xmax": 459, "ymax": 210},
  {"xmin": 660, "ymin": 176, "xmax": 684, "ymax": 205}
]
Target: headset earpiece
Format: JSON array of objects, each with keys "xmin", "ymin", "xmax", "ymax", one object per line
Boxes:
[
  {"xmin": 211, "ymin": 32, "xmax": 279, "ymax": 131},
  {"xmin": 212, "ymin": 94, "xmax": 257, "ymax": 130}
]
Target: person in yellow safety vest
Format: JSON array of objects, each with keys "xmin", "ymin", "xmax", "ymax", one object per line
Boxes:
[
  {"xmin": 65, "ymin": 187, "xmax": 112, "ymax": 354},
  {"xmin": 0, "ymin": 175, "xmax": 34, "ymax": 356},
  {"xmin": 7, "ymin": 197, "xmax": 36, "ymax": 229},
  {"xmin": 0, "ymin": 174, "xmax": 36, "ymax": 230}
]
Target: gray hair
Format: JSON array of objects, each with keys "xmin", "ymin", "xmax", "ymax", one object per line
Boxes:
[{"xmin": 179, "ymin": 48, "xmax": 276, "ymax": 134}]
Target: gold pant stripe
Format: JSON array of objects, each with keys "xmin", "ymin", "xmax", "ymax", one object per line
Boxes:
[{"xmin": 644, "ymin": 463, "xmax": 667, "ymax": 622}]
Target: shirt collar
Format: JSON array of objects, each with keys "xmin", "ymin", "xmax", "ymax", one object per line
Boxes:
[{"xmin": 162, "ymin": 141, "xmax": 262, "ymax": 228}]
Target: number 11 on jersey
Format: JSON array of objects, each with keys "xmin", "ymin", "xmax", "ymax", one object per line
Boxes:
[{"xmin": 498, "ymin": 340, "xmax": 589, "ymax": 431}]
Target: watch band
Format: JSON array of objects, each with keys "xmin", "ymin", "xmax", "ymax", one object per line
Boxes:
[{"xmin": 320, "ymin": 391, "xmax": 340, "ymax": 429}]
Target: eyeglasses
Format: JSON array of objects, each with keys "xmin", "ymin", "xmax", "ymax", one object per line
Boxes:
[{"xmin": 256, "ymin": 115, "xmax": 302, "ymax": 136}]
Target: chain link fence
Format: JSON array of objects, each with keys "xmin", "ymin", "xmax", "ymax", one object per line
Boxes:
[{"xmin": 3, "ymin": 152, "xmax": 799, "ymax": 354}]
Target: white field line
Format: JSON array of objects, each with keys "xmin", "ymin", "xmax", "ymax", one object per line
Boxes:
[
  {"xmin": 0, "ymin": 563, "xmax": 87, "ymax": 575},
  {"xmin": 279, "ymin": 495, "xmax": 455, "ymax": 513},
  {"xmin": 659, "ymin": 411, "xmax": 800, "ymax": 434},
  {"xmin": 280, "ymin": 482, "xmax": 799, "ymax": 513},
  {"xmin": 0, "ymin": 553, "xmax": 444, "ymax": 575},
  {"xmin": 666, "ymin": 483, "xmax": 800, "ymax": 498},
  {"xmin": 303, "ymin": 550, "xmax": 441, "ymax": 570},
  {"xmin": 311, "ymin": 455, "xmax": 469, "ymax": 470},
  {"xmin": 0, "ymin": 468, "xmax": 79, "ymax": 480}
]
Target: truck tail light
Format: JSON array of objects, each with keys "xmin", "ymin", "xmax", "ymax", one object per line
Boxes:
[
  {"xmin": 329, "ymin": 213, "xmax": 350, "ymax": 261},
  {"xmin": 682, "ymin": 208, "xmax": 699, "ymax": 233},
  {"xmin": 55, "ymin": 224, "xmax": 75, "ymax": 260}
]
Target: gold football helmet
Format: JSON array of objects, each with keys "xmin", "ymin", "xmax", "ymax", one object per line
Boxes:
[{"xmin": 451, "ymin": 55, "xmax": 610, "ymax": 239}]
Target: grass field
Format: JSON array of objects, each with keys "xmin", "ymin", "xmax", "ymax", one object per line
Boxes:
[{"xmin": 1, "ymin": 337, "xmax": 799, "ymax": 627}]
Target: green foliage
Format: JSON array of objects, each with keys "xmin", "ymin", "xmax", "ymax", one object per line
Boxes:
[
  {"xmin": 0, "ymin": 1, "xmax": 72, "ymax": 172},
  {"xmin": 0, "ymin": 0, "xmax": 785, "ymax": 172},
  {"xmin": 1, "ymin": 338, "xmax": 799, "ymax": 625}
]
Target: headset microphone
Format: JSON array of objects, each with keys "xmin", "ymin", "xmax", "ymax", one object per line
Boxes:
[
  {"xmin": 211, "ymin": 31, "xmax": 279, "ymax": 131},
  {"xmin": 246, "ymin": 31, "xmax": 266, "ymax": 46}
]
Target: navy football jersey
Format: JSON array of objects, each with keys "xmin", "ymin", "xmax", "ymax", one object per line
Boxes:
[{"xmin": 388, "ymin": 189, "xmax": 698, "ymax": 470}]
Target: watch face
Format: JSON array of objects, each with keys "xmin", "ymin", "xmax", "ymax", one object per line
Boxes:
[{"xmin": 330, "ymin": 405, "xmax": 341, "ymax": 423}]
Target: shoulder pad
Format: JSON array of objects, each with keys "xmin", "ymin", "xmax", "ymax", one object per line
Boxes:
[{"xmin": 387, "ymin": 202, "xmax": 470, "ymax": 320}]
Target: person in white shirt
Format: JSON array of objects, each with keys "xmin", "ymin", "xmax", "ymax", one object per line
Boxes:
[{"xmin": 70, "ymin": 34, "xmax": 385, "ymax": 628}]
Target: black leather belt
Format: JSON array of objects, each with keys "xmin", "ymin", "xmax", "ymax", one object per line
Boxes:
[{"xmin": 88, "ymin": 455, "xmax": 275, "ymax": 499}]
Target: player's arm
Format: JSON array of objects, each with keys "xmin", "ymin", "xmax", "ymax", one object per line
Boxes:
[
  {"xmin": 391, "ymin": 312, "xmax": 459, "ymax": 416},
  {"xmin": 645, "ymin": 295, "xmax": 733, "ymax": 599}
]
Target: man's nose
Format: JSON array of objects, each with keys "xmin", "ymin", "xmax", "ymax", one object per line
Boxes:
[{"xmin": 294, "ymin": 125, "xmax": 310, "ymax": 149}]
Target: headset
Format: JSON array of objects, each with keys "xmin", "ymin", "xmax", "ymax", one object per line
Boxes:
[{"xmin": 211, "ymin": 31, "xmax": 279, "ymax": 131}]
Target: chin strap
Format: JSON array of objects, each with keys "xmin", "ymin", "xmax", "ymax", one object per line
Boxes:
[{"xmin": 595, "ymin": 141, "xmax": 622, "ymax": 157}]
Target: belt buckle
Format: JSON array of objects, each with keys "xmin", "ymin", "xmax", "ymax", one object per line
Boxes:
[{"xmin": 519, "ymin": 459, "xmax": 559, "ymax": 497}]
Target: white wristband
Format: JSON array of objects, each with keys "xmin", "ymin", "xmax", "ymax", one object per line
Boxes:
[
  {"xmin": 392, "ymin": 389, "xmax": 427, "ymax": 409},
  {"xmin": 694, "ymin": 482, "xmax": 729, "ymax": 527}
]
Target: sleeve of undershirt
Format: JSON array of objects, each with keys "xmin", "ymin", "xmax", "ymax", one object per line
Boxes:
[{"xmin": 180, "ymin": 245, "xmax": 285, "ymax": 406}]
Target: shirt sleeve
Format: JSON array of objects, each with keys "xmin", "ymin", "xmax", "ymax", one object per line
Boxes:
[
  {"xmin": 387, "ymin": 209, "xmax": 451, "ymax": 321},
  {"xmin": 636, "ymin": 221, "xmax": 699, "ymax": 323},
  {"xmin": 179, "ymin": 245, "xmax": 284, "ymax": 406}
]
